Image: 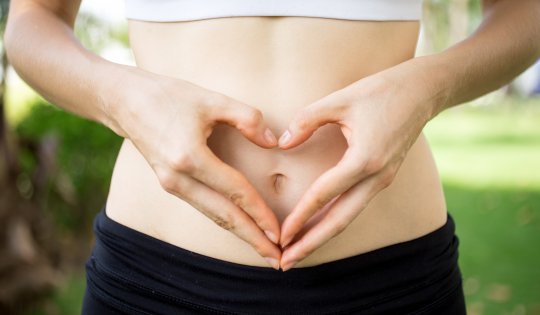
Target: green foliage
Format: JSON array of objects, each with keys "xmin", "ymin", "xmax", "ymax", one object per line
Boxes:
[
  {"xmin": 15, "ymin": 100, "xmax": 122, "ymax": 236},
  {"xmin": 22, "ymin": 272, "xmax": 86, "ymax": 315}
]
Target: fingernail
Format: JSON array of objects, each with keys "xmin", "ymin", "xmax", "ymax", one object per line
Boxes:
[
  {"xmin": 265, "ymin": 230, "xmax": 278, "ymax": 244},
  {"xmin": 264, "ymin": 128, "xmax": 277, "ymax": 145},
  {"xmin": 278, "ymin": 130, "xmax": 291, "ymax": 146},
  {"xmin": 281, "ymin": 260, "xmax": 297, "ymax": 272},
  {"xmin": 264, "ymin": 257, "xmax": 280, "ymax": 270}
]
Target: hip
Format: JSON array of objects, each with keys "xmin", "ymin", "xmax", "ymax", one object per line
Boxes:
[{"xmin": 82, "ymin": 206, "xmax": 464, "ymax": 315}]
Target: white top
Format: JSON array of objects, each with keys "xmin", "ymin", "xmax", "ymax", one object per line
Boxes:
[{"xmin": 125, "ymin": 0, "xmax": 423, "ymax": 22}]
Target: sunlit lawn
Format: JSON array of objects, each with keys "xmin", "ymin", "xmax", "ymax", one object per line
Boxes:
[
  {"xmin": 425, "ymin": 98, "xmax": 540, "ymax": 315},
  {"xmin": 22, "ymin": 97, "xmax": 540, "ymax": 315}
]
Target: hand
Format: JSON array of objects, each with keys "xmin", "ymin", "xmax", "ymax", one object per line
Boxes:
[
  {"xmin": 276, "ymin": 70, "xmax": 436, "ymax": 271},
  {"xmin": 107, "ymin": 68, "xmax": 282, "ymax": 269}
]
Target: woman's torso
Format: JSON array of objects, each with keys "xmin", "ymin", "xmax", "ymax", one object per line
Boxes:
[{"xmin": 105, "ymin": 16, "xmax": 448, "ymax": 268}]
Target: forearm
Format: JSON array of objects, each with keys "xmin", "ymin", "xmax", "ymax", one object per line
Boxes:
[
  {"xmin": 4, "ymin": 2, "xmax": 137, "ymax": 135},
  {"xmin": 394, "ymin": 0, "xmax": 540, "ymax": 119}
]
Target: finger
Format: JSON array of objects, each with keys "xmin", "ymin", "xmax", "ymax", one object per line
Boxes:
[
  {"xmin": 278, "ymin": 90, "xmax": 348, "ymax": 149},
  {"xmin": 156, "ymin": 167, "xmax": 282, "ymax": 268},
  {"xmin": 280, "ymin": 173, "xmax": 382, "ymax": 271},
  {"xmin": 279, "ymin": 194, "xmax": 339, "ymax": 246},
  {"xmin": 189, "ymin": 145, "xmax": 281, "ymax": 244},
  {"xmin": 205, "ymin": 93, "xmax": 277, "ymax": 148},
  {"xmin": 280, "ymin": 149, "xmax": 370, "ymax": 247}
]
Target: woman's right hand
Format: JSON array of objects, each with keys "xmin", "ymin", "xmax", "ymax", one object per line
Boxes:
[{"xmin": 104, "ymin": 68, "xmax": 282, "ymax": 268}]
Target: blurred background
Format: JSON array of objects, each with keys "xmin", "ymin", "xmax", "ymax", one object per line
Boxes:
[{"xmin": 0, "ymin": 0, "xmax": 538, "ymax": 314}]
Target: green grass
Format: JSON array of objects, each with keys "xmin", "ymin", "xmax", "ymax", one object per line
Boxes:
[
  {"xmin": 444, "ymin": 184, "xmax": 540, "ymax": 315},
  {"xmin": 22, "ymin": 97, "xmax": 540, "ymax": 315},
  {"xmin": 424, "ymin": 99, "xmax": 540, "ymax": 190},
  {"xmin": 424, "ymin": 99, "xmax": 540, "ymax": 315}
]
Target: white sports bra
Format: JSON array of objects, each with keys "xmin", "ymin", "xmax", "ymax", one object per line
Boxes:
[{"xmin": 124, "ymin": 0, "xmax": 423, "ymax": 22}]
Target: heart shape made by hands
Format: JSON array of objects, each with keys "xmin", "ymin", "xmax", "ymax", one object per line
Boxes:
[{"xmin": 208, "ymin": 121, "xmax": 349, "ymax": 268}]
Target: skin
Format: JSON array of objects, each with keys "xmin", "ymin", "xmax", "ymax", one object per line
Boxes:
[{"xmin": 5, "ymin": 0, "xmax": 540, "ymax": 273}]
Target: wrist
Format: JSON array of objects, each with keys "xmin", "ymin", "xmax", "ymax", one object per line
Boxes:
[
  {"xmin": 96, "ymin": 62, "xmax": 152, "ymax": 137},
  {"xmin": 379, "ymin": 53, "xmax": 454, "ymax": 121},
  {"xmin": 413, "ymin": 53, "xmax": 456, "ymax": 119}
]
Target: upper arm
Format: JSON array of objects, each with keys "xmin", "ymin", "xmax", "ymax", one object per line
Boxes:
[{"xmin": 8, "ymin": 0, "xmax": 82, "ymax": 28}]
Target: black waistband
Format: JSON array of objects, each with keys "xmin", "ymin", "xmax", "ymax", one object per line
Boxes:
[{"xmin": 86, "ymin": 204, "xmax": 461, "ymax": 315}]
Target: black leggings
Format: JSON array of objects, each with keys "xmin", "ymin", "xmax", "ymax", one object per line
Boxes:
[{"xmin": 81, "ymin": 205, "xmax": 466, "ymax": 315}]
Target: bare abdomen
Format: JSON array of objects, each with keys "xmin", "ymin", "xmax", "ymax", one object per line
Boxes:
[{"xmin": 105, "ymin": 17, "xmax": 447, "ymax": 267}]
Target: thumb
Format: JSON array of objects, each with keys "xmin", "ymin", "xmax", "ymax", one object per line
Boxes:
[
  {"xmin": 210, "ymin": 96, "xmax": 277, "ymax": 148},
  {"xmin": 278, "ymin": 95, "xmax": 345, "ymax": 149}
]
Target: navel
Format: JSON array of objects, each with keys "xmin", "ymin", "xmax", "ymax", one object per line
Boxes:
[{"xmin": 272, "ymin": 173, "xmax": 286, "ymax": 194}]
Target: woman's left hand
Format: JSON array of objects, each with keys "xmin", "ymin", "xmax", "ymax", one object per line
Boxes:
[{"xmin": 277, "ymin": 65, "xmax": 440, "ymax": 271}]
